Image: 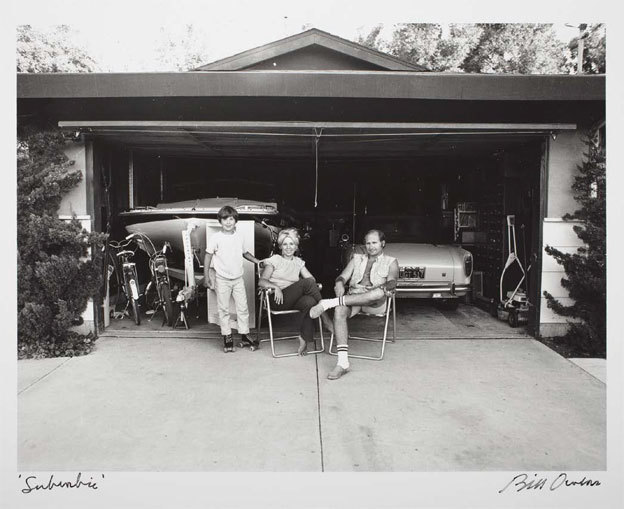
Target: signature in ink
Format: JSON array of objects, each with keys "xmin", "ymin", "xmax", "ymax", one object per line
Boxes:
[
  {"xmin": 499, "ymin": 472, "xmax": 601, "ymax": 493},
  {"xmin": 19, "ymin": 473, "xmax": 104, "ymax": 494}
]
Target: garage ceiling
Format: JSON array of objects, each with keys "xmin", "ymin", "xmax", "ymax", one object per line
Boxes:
[{"xmin": 61, "ymin": 121, "xmax": 575, "ymax": 160}]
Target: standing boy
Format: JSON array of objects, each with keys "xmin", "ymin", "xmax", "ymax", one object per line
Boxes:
[{"xmin": 204, "ymin": 206, "xmax": 261, "ymax": 352}]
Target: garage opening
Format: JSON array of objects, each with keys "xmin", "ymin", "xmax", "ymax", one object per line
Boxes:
[{"xmin": 65, "ymin": 121, "xmax": 571, "ymax": 338}]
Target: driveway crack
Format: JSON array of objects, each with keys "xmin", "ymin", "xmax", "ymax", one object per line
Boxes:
[
  {"xmin": 315, "ymin": 353, "xmax": 325, "ymax": 472},
  {"xmin": 18, "ymin": 358, "xmax": 72, "ymax": 395}
]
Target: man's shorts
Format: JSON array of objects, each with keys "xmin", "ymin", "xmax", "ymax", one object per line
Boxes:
[{"xmin": 348, "ymin": 286, "xmax": 386, "ymax": 316}]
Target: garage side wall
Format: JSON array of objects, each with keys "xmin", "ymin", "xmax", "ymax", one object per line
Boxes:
[
  {"xmin": 540, "ymin": 131, "xmax": 585, "ymax": 337},
  {"xmin": 59, "ymin": 139, "xmax": 97, "ymax": 334},
  {"xmin": 59, "ymin": 141, "xmax": 89, "ymax": 218}
]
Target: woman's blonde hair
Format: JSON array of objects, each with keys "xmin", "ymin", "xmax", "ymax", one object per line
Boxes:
[{"xmin": 277, "ymin": 228, "xmax": 300, "ymax": 248}]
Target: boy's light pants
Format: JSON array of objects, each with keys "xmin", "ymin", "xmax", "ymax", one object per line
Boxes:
[{"xmin": 215, "ymin": 275, "xmax": 250, "ymax": 336}]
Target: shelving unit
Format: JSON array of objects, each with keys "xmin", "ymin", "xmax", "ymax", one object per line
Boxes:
[{"xmin": 469, "ymin": 184, "xmax": 505, "ymax": 300}]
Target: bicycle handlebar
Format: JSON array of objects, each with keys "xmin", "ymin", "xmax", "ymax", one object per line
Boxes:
[
  {"xmin": 110, "ymin": 232, "xmax": 169, "ymax": 259},
  {"xmin": 109, "ymin": 238, "xmax": 135, "ymax": 250}
]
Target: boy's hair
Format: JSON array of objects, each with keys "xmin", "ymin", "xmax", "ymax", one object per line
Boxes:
[
  {"xmin": 277, "ymin": 228, "xmax": 300, "ymax": 248},
  {"xmin": 217, "ymin": 205, "xmax": 239, "ymax": 222},
  {"xmin": 364, "ymin": 229, "xmax": 385, "ymax": 243}
]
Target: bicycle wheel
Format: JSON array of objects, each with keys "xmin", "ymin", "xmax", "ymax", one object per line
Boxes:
[
  {"xmin": 108, "ymin": 251, "xmax": 123, "ymax": 309},
  {"xmin": 126, "ymin": 279, "xmax": 141, "ymax": 326},
  {"xmin": 160, "ymin": 283, "xmax": 174, "ymax": 326},
  {"xmin": 131, "ymin": 297, "xmax": 141, "ymax": 326}
]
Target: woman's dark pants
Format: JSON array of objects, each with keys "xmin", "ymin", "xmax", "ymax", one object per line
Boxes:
[{"xmin": 270, "ymin": 278, "xmax": 322, "ymax": 342}]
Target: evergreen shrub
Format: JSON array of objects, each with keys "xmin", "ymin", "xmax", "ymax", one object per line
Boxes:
[
  {"xmin": 17, "ymin": 128, "xmax": 105, "ymax": 359},
  {"xmin": 544, "ymin": 134, "xmax": 606, "ymax": 357}
]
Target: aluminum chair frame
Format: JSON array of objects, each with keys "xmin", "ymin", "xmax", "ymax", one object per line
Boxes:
[
  {"xmin": 328, "ymin": 292, "xmax": 396, "ymax": 361},
  {"xmin": 256, "ymin": 287, "xmax": 325, "ymax": 358}
]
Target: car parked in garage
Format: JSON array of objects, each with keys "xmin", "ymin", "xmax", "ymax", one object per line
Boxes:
[{"xmin": 343, "ymin": 242, "xmax": 473, "ymax": 309}]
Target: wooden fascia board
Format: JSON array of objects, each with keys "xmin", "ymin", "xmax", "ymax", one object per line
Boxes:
[{"xmin": 18, "ymin": 72, "xmax": 606, "ymax": 102}]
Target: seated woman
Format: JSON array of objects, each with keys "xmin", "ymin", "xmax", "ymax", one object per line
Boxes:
[{"xmin": 258, "ymin": 228, "xmax": 333, "ymax": 355}]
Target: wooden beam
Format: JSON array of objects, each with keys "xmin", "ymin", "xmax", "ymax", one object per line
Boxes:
[{"xmin": 60, "ymin": 120, "xmax": 578, "ymax": 131}]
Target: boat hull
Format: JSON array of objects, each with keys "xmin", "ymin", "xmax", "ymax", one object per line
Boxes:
[{"xmin": 125, "ymin": 217, "xmax": 277, "ymax": 259}]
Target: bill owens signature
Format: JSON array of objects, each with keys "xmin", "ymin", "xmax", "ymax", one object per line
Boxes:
[
  {"xmin": 499, "ymin": 472, "xmax": 601, "ymax": 493},
  {"xmin": 19, "ymin": 473, "xmax": 104, "ymax": 494}
]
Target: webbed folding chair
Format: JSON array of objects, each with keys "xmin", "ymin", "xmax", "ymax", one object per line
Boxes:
[
  {"xmin": 256, "ymin": 287, "xmax": 325, "ymax": 358},
  {"xmin": 328, "ymin": 291, "xmax": 396, "ymax": 360}
]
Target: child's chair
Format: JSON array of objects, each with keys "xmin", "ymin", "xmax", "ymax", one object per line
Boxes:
[
  {"xmin": 328, "ymin": 291, "xmax": 396, "ymax": 361},
  {"xmin": 256, "ymin": 287, "xmax": 325, "ymax": 358}
]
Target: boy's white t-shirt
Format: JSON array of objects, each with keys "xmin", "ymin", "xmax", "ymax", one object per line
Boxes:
[{"xmin": 206, "ymin": 230, "xmax": 245, "ymax": 279}]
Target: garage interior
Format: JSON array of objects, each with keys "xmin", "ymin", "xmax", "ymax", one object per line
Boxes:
[{"xmin": 76, "ymin": 121, "xmax": 549, "ymax": 339}]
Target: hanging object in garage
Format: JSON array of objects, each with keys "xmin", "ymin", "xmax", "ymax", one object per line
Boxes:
[{"xmin": 314, "ymin": 128, "xmax": 323, "ymax": 208}]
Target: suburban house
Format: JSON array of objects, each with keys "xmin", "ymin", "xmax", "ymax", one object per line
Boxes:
[{"xmin": 17, "ymin": 28, "xmax": 606, "ymax": 338}]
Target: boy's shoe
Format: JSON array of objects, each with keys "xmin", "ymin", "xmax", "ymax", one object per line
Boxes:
[
  {"xmin": 238, "ymin": 334, "xmax": 259, "ymax": 351},
  {"xmin": 223, "ymin": 334, "xmax": 235, "ymax": 353}
]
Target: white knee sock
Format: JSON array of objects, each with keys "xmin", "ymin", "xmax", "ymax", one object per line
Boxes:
[
  {"xmin": 321, "ymin": 297, "xmax": 339, "ymax": 311},
  {"xmin": 321, "ymin": 296, "xmax": 347, "ymax": 311},
  {"xmin": 336, "ymin": 345, "xmax": 349, "ymax": 369}
]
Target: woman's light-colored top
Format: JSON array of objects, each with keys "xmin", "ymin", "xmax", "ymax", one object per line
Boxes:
[{"xmin": 264, "ymin": 254, "xmax": 305, "ymax": 289}]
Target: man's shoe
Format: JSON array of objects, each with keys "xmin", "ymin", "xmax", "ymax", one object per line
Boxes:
[
  {"xmin": 327, "ymin": 365, "xmax": 350, "ymax": 380},
  {"xmin": 309, "ymin": 302, "xmax": 325, "ymax": 319}
]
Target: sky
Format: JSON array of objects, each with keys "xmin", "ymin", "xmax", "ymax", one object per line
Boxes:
[{"xmin": 12, "ymin": 0, "xmax": 597, "ymax": 72}]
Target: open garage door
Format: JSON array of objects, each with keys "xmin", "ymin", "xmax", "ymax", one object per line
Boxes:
[{"xmin": 60, "ymin": 120, "xmax": 574, "ymax": 336}]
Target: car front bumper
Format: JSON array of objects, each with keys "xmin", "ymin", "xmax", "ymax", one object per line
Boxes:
[{"xmin": 395, "ymin": 282, "xmax": 471, "ymax": 299}]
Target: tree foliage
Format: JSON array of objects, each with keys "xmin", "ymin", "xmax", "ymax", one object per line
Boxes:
[
  {"xmin": 18, "ymin": 128, "xmax": 106, "ymax": 358},
  {"xmin": 544, "ymin": 134, "xmax": 606, "ymax": 357},
  {"xmin": 17, "ymin": 25, "xmax": 98, "ymax": 73},
  {"xmin": 463, "ymin": 24, "xmax": 567, "ymax": 74},
  {"xmin": 357, "ymin": 23, "xmax": 570, "ymax": 73},
  {"xmin": 154, "ymin": 25, "xmax": 213, "ymax": 71},
  {"xmin": 570, "ymin": 24, "xmax": 606, "ymax": 74}
]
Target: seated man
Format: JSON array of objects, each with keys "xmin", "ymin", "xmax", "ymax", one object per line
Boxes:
[{"xmin": 310, "ymin": 229, "xmax": 398, "ymax": 380}]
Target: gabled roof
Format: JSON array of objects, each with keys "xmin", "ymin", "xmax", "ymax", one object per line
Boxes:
[{"xmin": 194, "ymin": 28, "xmax": 426, "ymax": 71}]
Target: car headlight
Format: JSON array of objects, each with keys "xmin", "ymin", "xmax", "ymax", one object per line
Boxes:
[{"xmin": 464, "ymin": 253, "xmax": 473, "ymax": 277}]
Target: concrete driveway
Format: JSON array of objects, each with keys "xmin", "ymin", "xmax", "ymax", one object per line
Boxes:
[{"xmin": 18, "ymin": 331, "xmax": 606, "ymax": 472}]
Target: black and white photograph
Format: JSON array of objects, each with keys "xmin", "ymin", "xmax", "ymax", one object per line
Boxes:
[{"xmin": 3, "ymin": 0, "xmax": 622, "ymax": 507}]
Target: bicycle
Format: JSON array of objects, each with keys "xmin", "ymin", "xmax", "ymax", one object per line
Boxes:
[
  {"xmin": 133, "ymin": 232, "xmax": 175, "ymax": 327},
  {"xmin": 108, "ymin": 234, "xmax": 142, "ymax": 325}
]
